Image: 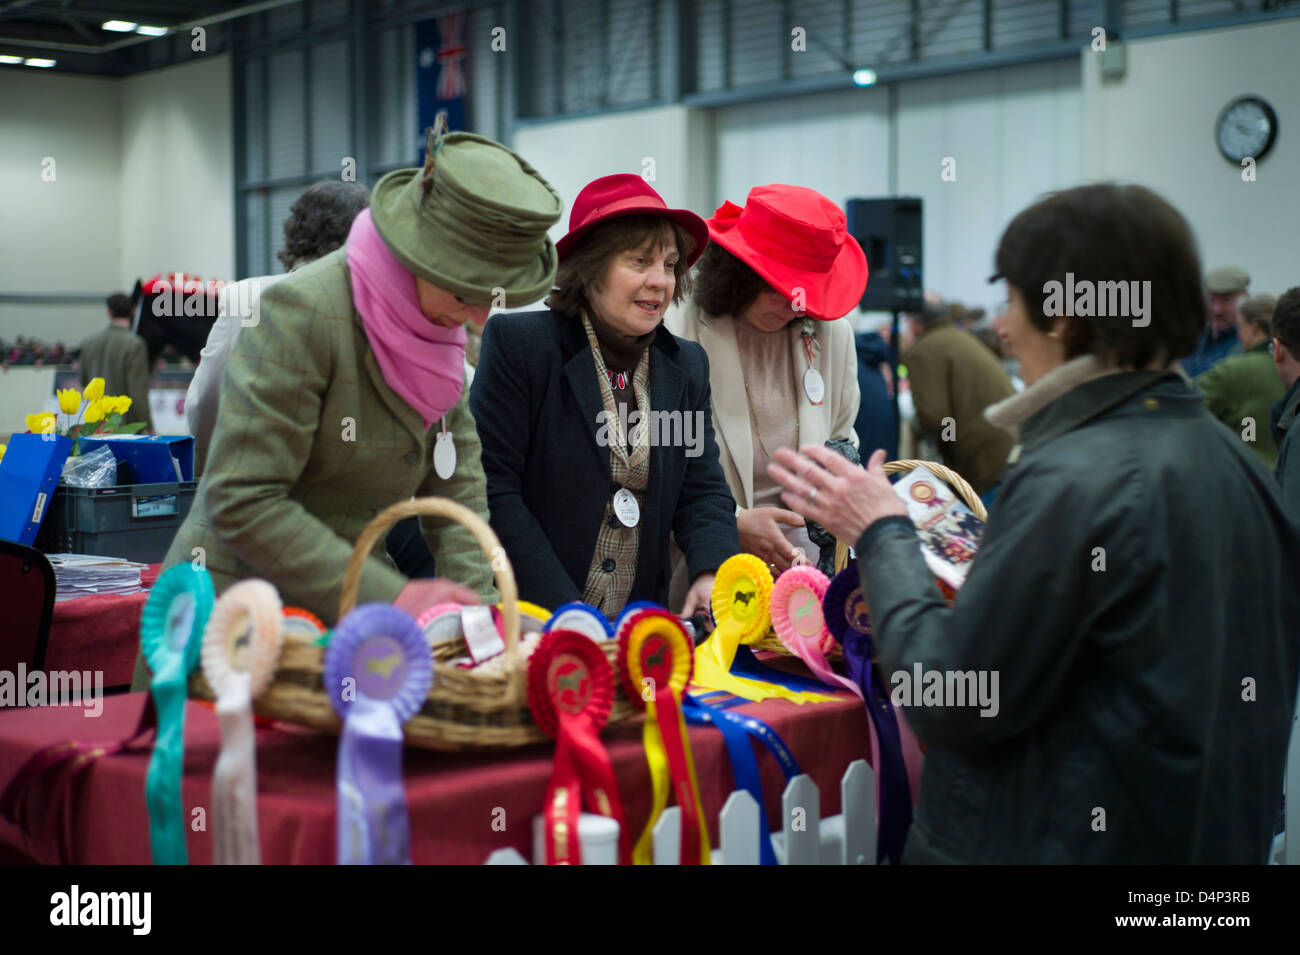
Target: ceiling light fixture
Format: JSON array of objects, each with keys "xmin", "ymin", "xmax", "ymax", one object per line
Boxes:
[
  {"xmin": 135, "ymin": 25, "xmax": 169, "ymax": 36},
  {"xmin": 24, "ymin": 58, "xmax": 57, "ymax": 67},
  {"xmin": 101, "ymin": 20, "xmax": 138, "ymax": 32}
]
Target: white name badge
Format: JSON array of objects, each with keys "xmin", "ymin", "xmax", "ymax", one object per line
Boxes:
[
  {"xmin": 613, "ymin": 487, "xmax": 640, "ymax": 528},
  {"xmin": 434, "ymin": 430, "xmax": 457, "ymax": 479},
  {"xmin": 803, "ymin": 367, "xmax": 826, "ymax": 405}
]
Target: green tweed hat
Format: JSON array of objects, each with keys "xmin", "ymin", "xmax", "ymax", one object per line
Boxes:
[
  {"xmin": 1205, "ymin": 265, "xmax": 1249, "ymax": 294},
  {"xmin": 369, "ymin": 128, "xmax": 563, "ymax": 307}
]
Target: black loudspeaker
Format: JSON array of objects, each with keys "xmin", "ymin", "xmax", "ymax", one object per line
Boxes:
[{"xmin": 845, "ymin": 197, "xmax": 923, "ymax": 312}]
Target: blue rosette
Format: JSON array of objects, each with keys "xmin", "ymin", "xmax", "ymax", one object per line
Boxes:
[
  {"xmin": 324, "ymin": 603, "xmax": 431, "ymax": 864},
  {"xmin": 140, "ymin": 563, "xmax": 214, "ymax": 865},
  {"xmin": 545, "ymin": 601, "xmax": 614, "ymax": 643}
]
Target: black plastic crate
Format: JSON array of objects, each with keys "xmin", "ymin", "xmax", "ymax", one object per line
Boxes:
[{"xmin": 35, "ymin": 481, "xmax": 197, "ymax": 565}]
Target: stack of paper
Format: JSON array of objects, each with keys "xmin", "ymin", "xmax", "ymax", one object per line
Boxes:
[{"xmin": 46, "ymin": 553, "xmax": 148, "ymax": 602}]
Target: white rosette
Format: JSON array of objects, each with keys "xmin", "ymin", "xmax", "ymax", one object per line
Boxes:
[{"xmin": 200, "ymin": 579, "xmax": 284, "ymax": 865}]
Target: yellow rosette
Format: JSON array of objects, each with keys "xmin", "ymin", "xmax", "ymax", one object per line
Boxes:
[{"xmin": 693, "ymin": 554, "xmax": 837, "ymax": 705}]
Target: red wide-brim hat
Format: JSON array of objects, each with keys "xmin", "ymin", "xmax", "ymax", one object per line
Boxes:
[
  {"xmin": 706, "ymin": 184, "xmax": 868, "ymax": 321},
  {"xmin": 556, "ymin": 174, "xmax": 710, "ymax": 266}
]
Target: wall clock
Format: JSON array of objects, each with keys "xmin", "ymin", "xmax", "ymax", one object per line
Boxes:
[{"xmin": 1216, "ymin": 96, "xmax": 1278, "ymax": 163}]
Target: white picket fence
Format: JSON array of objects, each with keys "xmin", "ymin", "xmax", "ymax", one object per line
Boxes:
[
  {"xmin": 487, "ymin": 704, "xmax": 1300, "ymax": 864},
  {"xmin": 485, "ymin": 758, "xmax": 878, "ymax": 865}
]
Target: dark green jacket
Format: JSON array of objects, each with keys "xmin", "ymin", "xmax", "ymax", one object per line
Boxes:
[
  {"xmin": 857, "ymin": 371, "xmax": 1300, "ymax": 863},
  {"xmin": 903, "ymin": 321, "xmax": 1015, "ymax": 495},
  {"xmin": 78, "ymin": 324, "xmax": 154, "ymax": 431},
  {"xmin": 1274, "ymin": 378, "xmax": 1300, "ymax": 522},
  {"xmin": 1195, "ymin": 341, "xmax": 1285, "ymax": 469}
]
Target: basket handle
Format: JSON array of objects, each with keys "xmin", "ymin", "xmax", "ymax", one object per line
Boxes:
[
  {"xmin": 884, "ymin": 459, "xmax": 988, "ymax": 521},
  {"xmin": 828, "ymin": 458, "xmax": 988, "ymax": 569},
  {"xmin": 338, "ymin": 497, "xmax": 520, "ymax": 654}
]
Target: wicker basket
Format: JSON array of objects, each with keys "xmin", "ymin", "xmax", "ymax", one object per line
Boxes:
[
  {"xmin": 751, "ymin": 459, "xmax": 987, "ymax": 656},
  {"xmin": 189, "ymin": 498, "xmax": 635, "ymax": 751}
]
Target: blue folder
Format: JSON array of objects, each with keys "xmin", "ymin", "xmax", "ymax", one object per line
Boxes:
[{"xmin": 0, "ymin": 434, "xmax": 73, "ymax": 546}]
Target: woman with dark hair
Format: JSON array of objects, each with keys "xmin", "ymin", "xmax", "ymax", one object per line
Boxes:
[
  {"xmin": 770, "ymin": 183, "xmax": 1300, "ymax": 863},
  {"xmin": 666, "ymin": 185, "xmax": 866, "ymax": 587},
  {"xmin": 470, "ymin": 174, "xmax": 738, "ymax": 617}
]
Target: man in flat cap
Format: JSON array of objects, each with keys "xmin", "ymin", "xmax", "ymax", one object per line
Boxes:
[{"xmin": 1182, "ymin": 265, "xmax": 1249, "ymax": 377}]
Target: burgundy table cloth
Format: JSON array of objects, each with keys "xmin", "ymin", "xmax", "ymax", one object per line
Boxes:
[
  {"xmin": 0, "ymin": 685, "xmax": 874, "ymax": 865},
  {"xmin": 42, "ymin": 564, "xmax": 160, "ymax": 687}
]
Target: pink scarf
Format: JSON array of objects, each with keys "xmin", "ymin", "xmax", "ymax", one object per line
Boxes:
[{"xmin": 346, "ymin": 208, "xmax": 466, "ymax": 429}]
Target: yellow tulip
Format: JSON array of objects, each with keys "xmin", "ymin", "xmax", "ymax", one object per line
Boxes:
[
  {"xmin": 114, "ymin": 395, "xmax": 133, "ymax": 414},
  {"xmin": 57, "ymin": 388, "xmax": 82, "ymax": 415},
  {"xmin": 83, "ymin": 399, "xmax": 106, "ymax": 424},
  {"xmin": 84, "ymin": 377, "xmax": 106, "ymax": 402},
  {"xmin": 26, "ymin": 412, "xmax": 57, "ymax": 434},
  {"xmin": 0, "ymin": 443, "xmax": 6, "ymax": 463}
]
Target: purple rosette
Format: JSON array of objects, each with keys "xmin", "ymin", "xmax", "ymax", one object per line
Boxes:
[{"xmin": 324, "ymin": 603, "xmax": 431, "ymax": 865}]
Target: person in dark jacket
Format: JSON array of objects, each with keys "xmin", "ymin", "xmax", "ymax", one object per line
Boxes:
[
  {"xmin": 78, "ymin": 293, "xmax": 154, "ymax": 432},
  {"xmin": 770, "ymin": 183, "xmax": 1300, "ymax": 863},
  {"xmin": 1271, "ymin": 286, "xmax": 1300, "ymax": 522},
  {"xmin": 470, "ymin": 175, "xmax": 738, "ymax": 617},
  {"xmin": 855, "ymin": 330, "xmax": 898, "ymax": 462}
]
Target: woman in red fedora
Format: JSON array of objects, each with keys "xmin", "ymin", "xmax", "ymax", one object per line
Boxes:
[
  {"xmin": 666, "ymin": 184, "xmax": 868, "ymax": 585},
  {"xmin": 470, "ymin": 174, "xmax": 739, "ymax": 619}
]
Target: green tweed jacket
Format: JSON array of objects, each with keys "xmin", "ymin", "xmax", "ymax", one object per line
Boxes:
[
  {"xmin": 1194, "ymin": 341, "xmax": 1285, "ymax": 469},
  {"xmin": 78, "ymin": 324, "xmax": 155, "ymax": 431},
  {"xmin": 155, "ymin": 247, "xmax": 497, "ymax": 632}
]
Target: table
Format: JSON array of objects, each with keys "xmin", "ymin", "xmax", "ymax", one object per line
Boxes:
[
  {"xmin": 43, "ymin": 564, "xmax": 160, "ymax": 687},
  {"xmin": 0, "ymin": 683, "xmax": 874, "ymax": 865}
]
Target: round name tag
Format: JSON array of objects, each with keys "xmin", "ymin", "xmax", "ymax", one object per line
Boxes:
[
  {"xmin": 803, "ymin": 367, "xmax": 826, "ymax": 405},
  {"xmin": 433, "ymin": 431, "xmax": 457, "ymax": 479},
  {"xmin": 613, "ymin": 487, "xmax": 640, "ymax": 528}
]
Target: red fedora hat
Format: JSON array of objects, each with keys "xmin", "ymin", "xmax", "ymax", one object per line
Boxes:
[
  {"xmin": 556, "ymin": 174, "xmax": 710, "ymax": 266},
  {"xmin": 706, "ymin": 184, "xmax": 867, "ymax": 320}
]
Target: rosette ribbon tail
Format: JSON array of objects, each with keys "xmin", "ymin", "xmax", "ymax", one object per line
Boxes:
[
  {"xmin": 649, "ymin": 687, "xmax": 710, "ymax": 865},
  {"xmin": 145, "ymin": 672, "xmax": 191, "ymax": 865},
  {"xmin": 543, "ymin": 718, "xmax": 586, "ymax": 865},
  {"xmin": 211, "ymin": 677, "xmax": 260, "ymax": 865},
  {"xmin": 337, "ymin": 699, "xmax": 412, "ymax": 865},
  {"xmin": 632, "ymin": 717, "xmax": 671, "ymax": 865},
  {"xmin": 563, "ymin": 712, "xmax": 631, "ymax": 864},
  {"xmin": 682, "ymin": 694, "xmax": 800, "ymax": 865},
  {"xmin": 693, "ymin": 623, "xmax": 838, "ymax": 705},
  {"xmin": 842, "ymin": 636, "xmax": 912, "ymax": 865}
]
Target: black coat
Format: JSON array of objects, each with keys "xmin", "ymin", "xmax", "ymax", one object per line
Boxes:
[
  {"xmin": 857, "ymin": 369, "xmax": 1300, "ymax": 863},
  {"xmin": 470, "ymin": 309, "xmax": 739, "ymax": 611}
]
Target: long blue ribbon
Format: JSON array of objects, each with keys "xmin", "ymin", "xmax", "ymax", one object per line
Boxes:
[
  {"xmin": 729, "ymin": 645, "xmax": 842, "ymax": 695},
  {"xmin": 682, "ymin": 694, "xmax": 800, "ymax": 865},
  {"xmin": 841, "ymin": 632, "xmax": 912, "ymax": 864}
]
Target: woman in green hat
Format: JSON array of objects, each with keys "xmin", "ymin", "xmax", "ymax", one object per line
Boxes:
[{"xmin": 133, "ymin": 127, "xmax": 563, "ymax": 688}]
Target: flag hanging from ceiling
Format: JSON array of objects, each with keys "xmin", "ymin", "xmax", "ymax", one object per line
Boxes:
[{"xmin": 416, "ymin": 11, "xmax": 469, "ymax": 157}]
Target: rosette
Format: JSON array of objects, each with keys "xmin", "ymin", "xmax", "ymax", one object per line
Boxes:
[
  {"xmin": 527, "ymin": 630, "xmax": 628, "ymax": 864},
  {"xmin": 200, "ymin": 579, "xmax": 283, "ymax": 865},
  {"xmin": 617, "ymin": 608, "xmax": 710, "ymax": 865},
  {"xmin": 769, "ymin": 566, "xmax": 860, "ymax": 697},
  {"xmin": 544, "ymin": 602, "xmax": 614, "ymax": 643},
  {"xmin": 140, "ymin": 563, "xmax": 214, "ymax": 865},
  {"xmin": 281, "ymin": 607, "xmax": 325, "ymax": 641},
  {"xmin": 693, "ymin": 555, "xmax": 837, "ymax": 705},
  {"xmin": 822, "ymin": 564, "xmax": 912, "ymax": 864},
  {"xmin": 324, "ymin": 603, "xmax": 432, "ymax": 865}
]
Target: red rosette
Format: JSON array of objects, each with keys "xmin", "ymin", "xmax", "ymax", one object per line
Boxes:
[
  {"xmin": 527, "ymin": 630, "xmax": 614, "ymax": 739},
  {"xmin": 615, "ymin": 606, "xmax": 694, "ymax": 706}
]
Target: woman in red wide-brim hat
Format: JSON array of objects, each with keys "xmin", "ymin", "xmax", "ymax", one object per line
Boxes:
[
  {"xmin": 665, "ymin": 184, "xmax": 868, "ymax": 591},
  {"xmin": 470, "ymin": 174, "xmax": 739, "ymax": 620}
]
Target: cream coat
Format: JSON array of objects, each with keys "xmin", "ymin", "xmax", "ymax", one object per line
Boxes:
[{"xmin": 664, "ymin": 298, "xmax": 860, "ymax": 602}]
